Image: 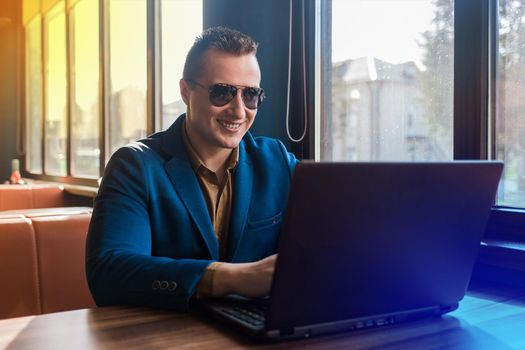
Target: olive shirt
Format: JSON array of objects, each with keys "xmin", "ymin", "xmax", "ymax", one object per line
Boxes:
[{"xmin": 181, "ymin": 122, "xmax": 237, "ymax": 297}]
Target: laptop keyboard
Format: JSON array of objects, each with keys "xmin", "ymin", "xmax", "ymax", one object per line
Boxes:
[{"xmin": 221, "ymin": 304, "xmax": 267, "ymax": 327}]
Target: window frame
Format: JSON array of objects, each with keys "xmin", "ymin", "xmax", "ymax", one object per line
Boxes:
[
  {"xmin": 455, "ymin": 0, "xmax": 525, "ymax": 240},
  {"xmin": 21, "ymin": 0, "xmax": 162, "ymax": 187}
]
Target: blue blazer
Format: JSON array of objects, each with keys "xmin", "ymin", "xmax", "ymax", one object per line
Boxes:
[{"xmin": 86, "ymin": 115, "xmax": 298, "ymax": 311}]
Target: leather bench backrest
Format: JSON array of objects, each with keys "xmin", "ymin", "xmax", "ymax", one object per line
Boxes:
[
  {"xmin": 32, "ymin": 185, "xmax": 66, "ymax": 209},
  {"xmin": 0, "ymin": 217, "xmax": 41, "ymax": 319},
  {"xmin": 32, "ymin": 213, "xmax": 96, "ymax": 314},
  {"xmin": 0, "ymin": 209, "xmax": 96, "ymax": 319},
  {"xmin": 0, "ymin": 185, "xmax": 65, "ymax": 211},
  {"xmin": 0, "ymin": 186, "xmax": 32, "ymax": 210}
]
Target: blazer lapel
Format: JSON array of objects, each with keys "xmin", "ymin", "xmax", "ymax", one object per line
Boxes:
[
  {"xmin": 227, "ymin": 143, "xmax": 253, "ymax": 261},
  {"xmin": 161, "ymin": 116, "xmax": 219, "ymax": 260},
  {"xmin": 164, "ymin": 160, "xmax": 219, "ymax": 260}
]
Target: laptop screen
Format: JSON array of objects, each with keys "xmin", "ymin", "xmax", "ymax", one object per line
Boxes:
[{"xmin": 266, "ymin": 161, "xmax": 502, "ymax": 330}]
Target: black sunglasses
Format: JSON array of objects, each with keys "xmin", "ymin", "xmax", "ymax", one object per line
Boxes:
[{"xmin": 188, "ymin": 79, "xmax": 265, "ymax": 110}]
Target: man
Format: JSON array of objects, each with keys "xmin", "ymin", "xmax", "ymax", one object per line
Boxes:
[{"xmin": 86, "ymin": 27, "xmax": 298, "ymax": 311}]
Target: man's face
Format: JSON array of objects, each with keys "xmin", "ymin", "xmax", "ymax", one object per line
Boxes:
[{"xmin": 180, "ymin": 49, "xmax": 261, "ymax": 153}]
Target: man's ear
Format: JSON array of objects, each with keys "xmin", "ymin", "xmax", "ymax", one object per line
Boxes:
[{"xmin": 180, "ymin": 79, "xmax": 191, "ymax": 105}]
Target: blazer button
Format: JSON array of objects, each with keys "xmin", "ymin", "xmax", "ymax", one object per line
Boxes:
[
  {"xmin": 160, "ymin": 281, "xmax": 169, "ymax": 290},
  {"xmin": 168, "ymin": 281, "xmax": 178, "ymax": 292},
  {"xmin": 152, "ymin": 280, "xmax": 161, "ymax": 290}
]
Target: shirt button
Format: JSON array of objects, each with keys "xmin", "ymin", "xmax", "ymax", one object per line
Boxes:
[
  {"xmin": 160, "ymin": 281, "xmax": 169, "ymax": 290},
  {"xmin": 168, "ymin": 281, "xmax": 178, "ymax": 292},
  {"xmin": 152, "ymin": 280, "xmax": 161, "ymax": 290}
]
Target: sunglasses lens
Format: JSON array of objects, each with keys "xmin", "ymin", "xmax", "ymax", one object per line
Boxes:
[
  {"xmin": 242, "ymin": 88, "xmax": 262, "ymax": 109},
  {"xmin": 209, "ymin": 84, "xmax": 236, "ymax": 106}
]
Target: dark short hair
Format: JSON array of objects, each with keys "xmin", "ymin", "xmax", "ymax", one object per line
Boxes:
[{"xmin": 182, "ymin": 26, "xmax": 259, "ymax": 81}]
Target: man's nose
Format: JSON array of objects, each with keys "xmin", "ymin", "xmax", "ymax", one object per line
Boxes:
[{"xmin": 228, "ymin": 90, "xmax": 247, "ymax": 118}]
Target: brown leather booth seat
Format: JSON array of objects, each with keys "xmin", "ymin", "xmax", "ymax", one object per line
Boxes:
[
  {"xmin": 0, "ymin": 184, "xmax": 66, "ymax": 210},
  {"xmin": 0, "ymin": 208, "xmax": 96, "ymax": 319},
  {"xmin": 0, "ymin": 217, "xmax": 40, "ymax": 318}
]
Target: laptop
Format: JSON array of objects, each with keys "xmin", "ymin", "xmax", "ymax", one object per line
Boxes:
[{"xmin": 195, "ymin": 161, "xmax": 503, "ymax": 341}]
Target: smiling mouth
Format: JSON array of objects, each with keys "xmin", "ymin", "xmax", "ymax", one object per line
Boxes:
[{"xmin": 217, "ymin": 119, "xmax": 242, "ymax": 131}]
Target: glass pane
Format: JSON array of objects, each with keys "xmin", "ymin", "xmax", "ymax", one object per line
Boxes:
[
  {"xmin": 160, "ymin": 0, "xmax": 202, "ymax": 130},
  {"xmin": 496, "ymin": 0, "xmax": 525, "ymax": 208},
  {"xmin": 25, "ymin": 15, "xmax": 43, "ymax": 174},
  {"xmin": 108, "ymin": 0, "xmax": 147, "ymax": 156},
  {"xmin": 70, "ymin": 0, "xmax": 100, "ymax": 178},
  {"xmin": 44, "ymin": 1, "xmax": 67, "ymax": 176},
  {"xmin": 322, "ymin": 0, "xmax": 454, "ymax": 161}
]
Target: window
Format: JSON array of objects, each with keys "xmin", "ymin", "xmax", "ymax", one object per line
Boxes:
[
  {"xmin": 323, "ymin": 0, "xmax": 454, "ymax": 162},
  {"xmin": 25, "ymin": 15, "xmax": 43, "ymax": 174},
  {"xmin": 496, "ymin": 0, "xmax": 525, "ymax": 208},
  {"xmin": 70, "ymin": 0, "xmax": 100, "ymax": 177},
  {"xmin": 43, "ymin": 1, "xmax": 67, "ymax": 176},
  {"xmin": 22, "ymin": 0, "xmax": 203, "ymax": 184},
  {"xmin": 318, "ymin": 0, "xmax": 525, "ymax": 245},
  {"xmin": 108, "ymin": 0, "xmax": 147, "ymax": 157},
  {"xmin": 160, "ymin": 0, "xmax": 202, "ymax": 130}
]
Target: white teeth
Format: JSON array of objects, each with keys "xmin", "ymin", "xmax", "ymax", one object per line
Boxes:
[{"xmin": 218, "ymin": 120, "xmax": 241, "ymax": 130}]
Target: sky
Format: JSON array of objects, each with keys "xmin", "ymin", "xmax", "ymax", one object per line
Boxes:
[{"xmin": 332, "ymin": 0, "xmax": 437, "ymax": 70}]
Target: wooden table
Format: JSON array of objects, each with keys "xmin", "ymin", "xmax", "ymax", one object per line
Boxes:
[{"xmin": 1, "ymin": 281, "xmax": 524, "ymax": 350}]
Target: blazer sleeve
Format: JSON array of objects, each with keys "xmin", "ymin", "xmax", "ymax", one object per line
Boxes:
[{"xmin": 85, "ymin": 146, "xmax": 211, "ymax": 312}]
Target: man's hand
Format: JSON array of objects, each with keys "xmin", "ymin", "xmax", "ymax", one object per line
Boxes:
[{"xmin": 212, "ymin": 255, "xmax": 277, "ymax": 298}]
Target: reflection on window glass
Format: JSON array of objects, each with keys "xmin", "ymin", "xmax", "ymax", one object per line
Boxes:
[
  {"xmin": 44, "ymin": 1, "xmax": 67, "ymax": 176},
  {"xmin": 160, "ymin": 0, "xmax": 202, "ymax": 129},
  {"xmin": 323, "ymin": 0, "xmax": 454, "ymax": 162},
  {"xmin": 108, "ymin": 0, "xmax": 147, "ymax": 156},
  {"xmin": 25, "ymin": 15, "xmax": 43, "ymax": 174},
  {"xmin": 496, "ymin": 0, "xmax": 525, "ymax": 208},
  {"xmin": 70, "ymin": 0, "xmax": 100, "ymax": 178}
]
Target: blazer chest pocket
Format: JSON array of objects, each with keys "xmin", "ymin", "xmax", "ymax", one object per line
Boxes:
[{"xmin": 246, "ymin": 211, "xmax": 283, "ymax": 231}]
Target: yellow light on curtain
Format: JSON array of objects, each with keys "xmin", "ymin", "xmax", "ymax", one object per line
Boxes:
[{"xmin": 23, "ymin": 0, "xmax": 41, "ymax": 25}]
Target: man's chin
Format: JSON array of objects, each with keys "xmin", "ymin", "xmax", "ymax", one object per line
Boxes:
[
  {"xmin": 215, "ymin": 133, "xmax": 245, "ymax": 149},
  {"xmin": 220, "ymin": 141, "xmax": 241, "ymax": 149},
  {"xmin": 217, "ymin": 137, "xmax": 242, "ymax": 150}
]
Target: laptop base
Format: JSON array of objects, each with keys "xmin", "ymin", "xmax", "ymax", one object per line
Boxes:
[{"xmin": 196, "ymin": 296, "xmax": 457, "ymax": 341}]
